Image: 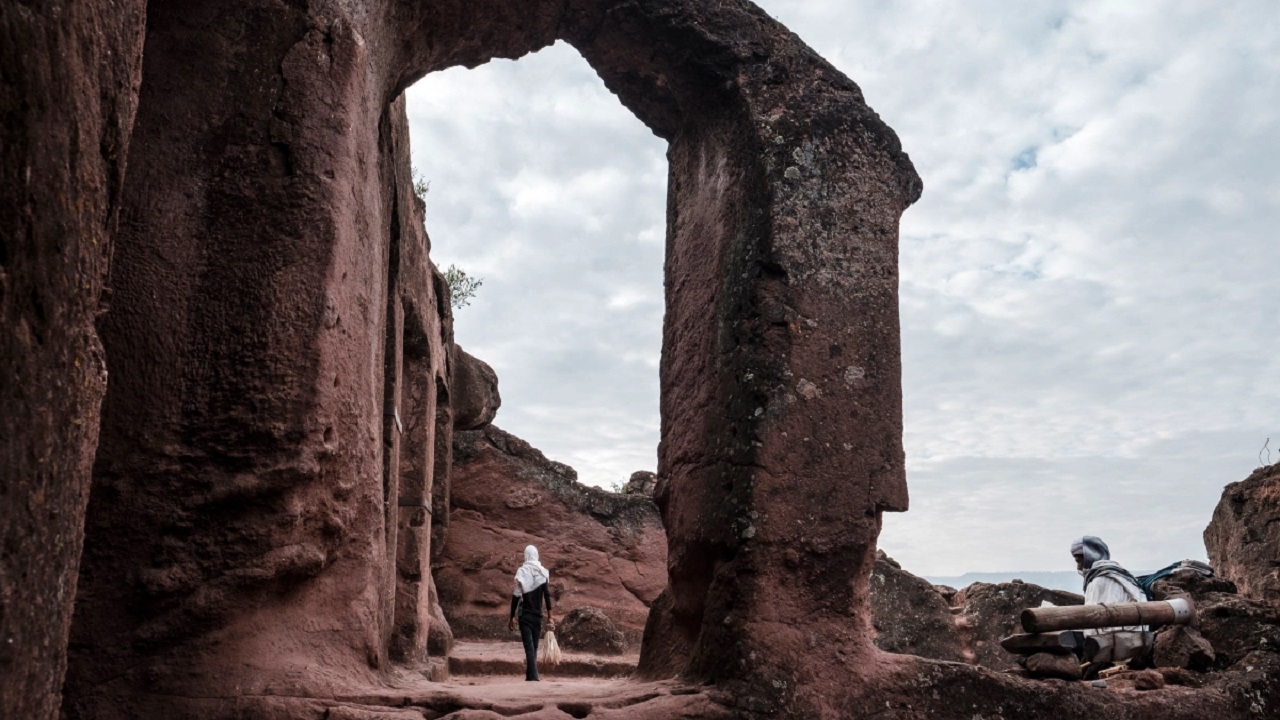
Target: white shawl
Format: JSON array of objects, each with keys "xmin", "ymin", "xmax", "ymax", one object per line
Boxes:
[{"xmin": 514, "ymin": 544, "xmax": 549, "ymax": 596}]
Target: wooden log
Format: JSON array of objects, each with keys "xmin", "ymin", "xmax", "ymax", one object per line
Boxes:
[
  {"xmin": 1000, "ymin": 631, "xmax": 1080, "ymax": 656},
  {"xmin": 1021, "ymin": 598, "xmax": 1194, "ymax": 634}
]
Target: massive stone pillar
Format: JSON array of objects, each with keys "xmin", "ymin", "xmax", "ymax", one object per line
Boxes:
[
  {"xmin": 552, "ymin": 3, "xmax": 920, "ymax": 704},
  {"xmin": 63, "ymin": 4, "xmax": 448, "ymax": 716},
  {"xmin": 0, "ymin": 3, "xmax": 145, "ymax": 718}
]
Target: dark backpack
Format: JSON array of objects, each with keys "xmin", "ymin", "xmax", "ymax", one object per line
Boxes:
[{"xmin": 1134, "ymin": 559, "xmax": 1214, "ymax": 599}]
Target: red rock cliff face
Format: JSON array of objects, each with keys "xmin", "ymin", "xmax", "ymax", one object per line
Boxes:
[
  {"xmin": 0, "ymin": 4, "xmax": 145, "ymax": 719},
  {"xmin": 437, "ymin": 426, "xmax": 665, "ymax": 647},
  {"xmin": 63, "ymin": 4, "xmax": 453, "ymax": 716},
  {"xmin": 1206, "ymin": 462, "xmax": 1280, "ymax": 607}
]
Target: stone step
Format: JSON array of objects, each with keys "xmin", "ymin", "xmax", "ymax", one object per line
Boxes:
[{"xmin": 447, "ymin": 640, "xmax": 639, "ymax": 679}]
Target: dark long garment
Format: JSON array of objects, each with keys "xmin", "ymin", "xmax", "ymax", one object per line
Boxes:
[{"xmin": 510, "ymin": 582, "xmax": 553, "ymax": 680}]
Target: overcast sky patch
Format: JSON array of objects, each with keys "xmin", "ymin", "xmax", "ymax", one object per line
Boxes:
[{"xmin": 406, "ymin": 0, "xmax": 1279, "ymax": 576}]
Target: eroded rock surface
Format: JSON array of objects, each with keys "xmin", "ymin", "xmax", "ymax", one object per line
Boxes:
[
  {"xmin": 557, "ymin": 607, "xmax": 629, "ymax": 656},
  {"xmin": 954, "ymin": 580, "xmax": 1085, "ymax": 670},
  {"xmin": 0, "ymin": 4, "xmax": 145, "ymax": 718},
  {"xmin": 437, "ymin": 426, "xmax": 665, "ymax": 648},
  {"xmin": 1205, "ymin": 461, "xmax": 1280, "ymax": 607},
  {"xmin": 622, "ymin": 471, "xmax": 658, "ymax": 496},
  {"xmin": 869, "ymin": 552, "xmax": 967, "ymax": 662},
  {"xmin": 63, "ymin": 3, "xmax": 452, "ymax": 712},
  {"xmin": 451, "ymin": 344, "xmax": 500, "ymax": 431}
]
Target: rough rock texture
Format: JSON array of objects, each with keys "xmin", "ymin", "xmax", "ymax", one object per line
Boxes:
[
  {"xmin": 623, "ymin": 471, "xmax": 658, "ymax": 496},
  {"xmin": 425, "ymin": 572, "xmax": 455, "ymax": 658},
  {"xmin": 0, "ymin": 3, "xmax": 145, "ymax": 718},
  {"xmin": 450, "ymin": 344, "xmax": 500, "ymax": 431},
  {"xmin": 1131, "ymin": 669, "xmax": 1166, "ymax": 691},
  {"xmin": 1152, "ymin": 559, "xmax": 1280, "ymax": 672},
  {"xmin": 1150, "ymin": 569, "xmax": 1239, "ymax": 599},
  {"xmin": 1024, "ymin": 652, "xmax": 1082, "ymax": 681},
  {"xmin": 1154, "ymin": 626, "xmax": 1216, "ymax": 672},
  {"xmin": 557, "ymin": 607, "xmax": 629, "ymax": 656},
  {"xmin": 1205, "ymin": 461, "xmax": 1280, "ymax": 606},
  {"xmin": 63, "ymin": 3, "xmax": 452, "ymax": 714},
  {"xmin": 869, "ymin": 552, "xmax": 967, "ymax": 662},
  {"xmin": 954, "ymin": 581, "xmax": 1085, "ymax": 670},
  {"xmin": 1195, "ymin": 592, "xmax": 1280, "ymax": 671},
  {"xmin": 616, "ymin": 3, "xmax": 922, "ymax": 702},
  {"xmin": 438, "ymin": 426, "xmax": 665, "ymax": 648}
]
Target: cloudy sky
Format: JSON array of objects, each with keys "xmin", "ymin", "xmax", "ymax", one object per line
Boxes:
[{"xmin": 405, "ymin": 0, "xmax": 1279, "ymax": 577}]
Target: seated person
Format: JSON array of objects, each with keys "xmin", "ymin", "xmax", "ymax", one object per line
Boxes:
[{"xmin": 1070, "ymin": 535, "xmax": 1149, "ymax": 669}]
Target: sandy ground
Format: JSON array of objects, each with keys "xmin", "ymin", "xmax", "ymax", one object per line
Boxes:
[
  {"xmin": 445, "ymin": 640, "xmax": 639, "ymax": 679},
  {"xmin": 315, "ymin": 641, "xmax": 723, "ymax": 718}
]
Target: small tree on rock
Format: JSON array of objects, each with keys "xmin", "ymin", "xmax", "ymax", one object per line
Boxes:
[{"xmin": 444, "ymin": 264, "xmax": 482, "ymax": 310}]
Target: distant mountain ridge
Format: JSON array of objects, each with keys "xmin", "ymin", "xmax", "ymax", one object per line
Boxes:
[{"xmin": 923, "ymin": 571, "xmax": 1087, "ymax": 593}]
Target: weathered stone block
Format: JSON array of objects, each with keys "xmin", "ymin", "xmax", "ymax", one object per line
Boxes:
[{"xmin": 1154, "ymin": 626, "xmax": 1216, "ymax": 672}]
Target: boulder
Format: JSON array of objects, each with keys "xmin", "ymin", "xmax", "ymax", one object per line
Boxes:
[
  {"xmin": 1195, "ymin": 592, "xmax": 1280, "ymax": 671},
  {"xmin": 556, "ymin": 607, "xmax": 628, "ymax": 656},
  {"xmin": 933, "ymin": 585, "xmax": 960, "ymax": 605},
  {"xmin": 1154, "ymin": 626, "xmax": 1216, "ymax": 672},
  {"xmin": 451, "ymin": 345, "xmax": 500, "ymax": 431},
  {"xmin": 1024, "ymin": 652, "xmax": 1082, "ymax": 681},
  {"xmin": 1205, "ymin": 461, "xmax": 1280, "ymax": 607},
  {"xmin": 954, "ymin": 581, "xmax": 1084, "ymax": 670},
  {"xmin": 1131, "ymin": 669, "xmax": 1166, "ymax": 691},
  {"xmin": 868, "ymin": 552, "xmax": 967, "ymax": 662},
  {"xmin": 1147, "ymin": 561, "xmax": 1280, "ymax": 672},
  {"xmin": 623, "ymin": 471, "xmax": 658, "ymax": 497},
  {"xmin": 437, "ymin": 426, "xmax": 665, "ymax": 650}
]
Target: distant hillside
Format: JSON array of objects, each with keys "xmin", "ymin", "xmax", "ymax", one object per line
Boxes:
[{"xmin": 923, "ymin": 571, "xmax": 1085, "ymax": 593}]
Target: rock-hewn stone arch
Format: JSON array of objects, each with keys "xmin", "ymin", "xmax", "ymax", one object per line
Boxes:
[
  {"xmin": 405, "ymin": 1, "xmax": 922, "ymax": 689},
  {"xmin": 405, "ymin": 0, "xmax": 923, "ymax": 693},
  {"xmin": 56, "ymin": 1, "xmax": 918, "ymax": 717},
  {"xmin": 9, "ymin": 1, "xmax": 1279, "ymax": 719}
]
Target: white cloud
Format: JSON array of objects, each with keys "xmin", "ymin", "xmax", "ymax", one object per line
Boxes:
[{"xmin": 406, "ymin": 1, "xmax": 1280, "ymax": 576}]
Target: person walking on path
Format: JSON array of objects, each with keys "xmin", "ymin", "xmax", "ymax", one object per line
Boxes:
[{"xmin": 508, "ymin": 544, "xmax": 554, "ymax": 681}]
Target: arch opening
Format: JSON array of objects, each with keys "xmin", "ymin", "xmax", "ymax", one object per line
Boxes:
[{"xmin": 405, "ymin": 41, "xmax": 667, "ymax": 490}]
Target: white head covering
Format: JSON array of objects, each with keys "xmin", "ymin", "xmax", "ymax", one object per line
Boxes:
[{"xmin": 514, "ymin": 544, "xmax": 549, "ymax": 595}]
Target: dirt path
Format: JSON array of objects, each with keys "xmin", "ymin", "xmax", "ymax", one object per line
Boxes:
[
  {"xmin": 332, "ymin": 673, "xmax": 722, "ymax": 719},
  {"xmin": 309, "ymin": 641, "xmax": 725, "ymax": 718},
  {"xmin": 446, "ymin": 640, "xmax": 639, "ymax": 679}
]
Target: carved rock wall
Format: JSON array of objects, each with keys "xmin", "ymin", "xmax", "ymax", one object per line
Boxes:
[
  {"xmin": 63, "ymin": 2, "xmax": 450, "ymax": 715},
  {"xmin": 0, "ymin": 3, "xmax": 145, "ymax": 718}
]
